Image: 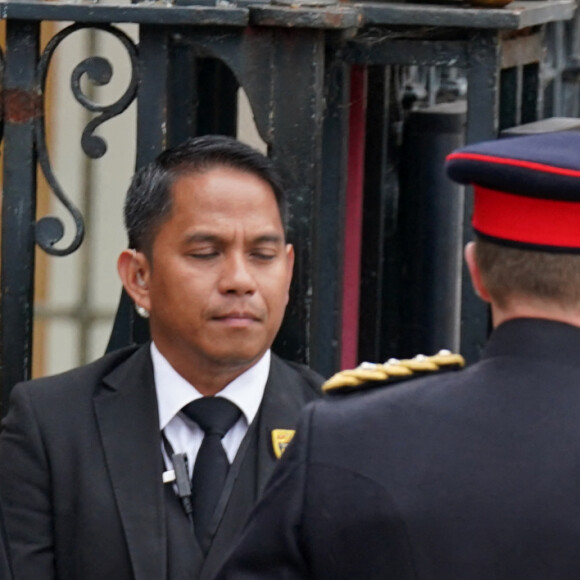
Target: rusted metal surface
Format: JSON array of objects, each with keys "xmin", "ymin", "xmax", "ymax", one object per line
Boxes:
[
  {"xmin": 3, "ymin": 87, "xmax": 41, "ymax": 123},
  {"xmin": 249, "ymin": 5, "xmax": 360, "ymax": 29}
]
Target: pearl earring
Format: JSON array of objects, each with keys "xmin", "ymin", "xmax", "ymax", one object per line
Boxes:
[{"xmin": 135, "ymin": 304, "xmax": 150, "ymax": 319}]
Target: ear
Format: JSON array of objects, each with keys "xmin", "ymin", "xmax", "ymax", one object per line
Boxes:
[
  {"xmin": 284, "ymin": 244, "xmax": 295, "ymax": 305},
  {"xmin": 464, "ymin": 241, "xmax": 491, "ymax": 303},
  {"xmin": 117, "ymin": 249, "xmax": 152, "ymax": 312}
]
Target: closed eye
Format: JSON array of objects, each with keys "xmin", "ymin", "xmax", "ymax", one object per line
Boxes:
[
  {"xmin": 189, "ymin": 250, "xmax": 220, "ymax": 260},
  {"xmin": 250, "ymin": 250, "xmax": 277, "ymax": 261}
]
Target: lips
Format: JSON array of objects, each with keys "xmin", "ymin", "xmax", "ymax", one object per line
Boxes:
[
  {"xmin": 210, "ymin": 310, "xmax": 263, "ymax": 327},
  {"xmin": 213, "ymin": 310, "xmax": 260, "ymax": 320}
]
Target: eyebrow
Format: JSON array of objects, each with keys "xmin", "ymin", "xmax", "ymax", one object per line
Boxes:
[
  {"xmin": 183, "ymin": 233, "xmax": 221, "ymax": 245},
  {"xmin": 252, "ymin": 234, "xmax": 285, "ymax": 245},
  {"xmin": 183, "ymin": 233, "xmax": 285, "ymax": 245}
]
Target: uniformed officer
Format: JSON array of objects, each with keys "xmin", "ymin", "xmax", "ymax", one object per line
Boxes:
[{"xmin": 216, "ymin": 130, "xmax": 580, "ymax": 579}]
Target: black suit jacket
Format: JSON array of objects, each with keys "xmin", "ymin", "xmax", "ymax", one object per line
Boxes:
[
  {"xmin": 217, "ymin": 318, "xmax": 580, "ymax": 579},
  {"xmin": 0, "ymin": 344, "xmax": 321, "ymax": 580}
]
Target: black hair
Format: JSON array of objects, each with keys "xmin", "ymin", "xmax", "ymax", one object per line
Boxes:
[{"xmin": 124, "ymin": 135, "xmax": 288, "ymax": 254}]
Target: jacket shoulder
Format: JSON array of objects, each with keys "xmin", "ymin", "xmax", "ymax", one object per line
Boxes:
[
  {"xmin": 10, "ymin": 344, "xmax": 144, "ymax": 397},
  {"xmin": 271, "ymin": 354, "xmax": 324, "ymax": 397},
  {"xmin": 323, "ymin": 350, "xmax": 465, "ymax": 396}
]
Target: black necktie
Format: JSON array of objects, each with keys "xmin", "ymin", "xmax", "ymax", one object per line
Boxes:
[{"xmin": 181, "ymin": 397, "xmax": 242, "ymax": 551}]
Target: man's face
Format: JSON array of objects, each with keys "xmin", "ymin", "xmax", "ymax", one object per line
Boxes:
[{"xmin": 141, "ymin": 166, "xmax": 294, "ymax": 378}]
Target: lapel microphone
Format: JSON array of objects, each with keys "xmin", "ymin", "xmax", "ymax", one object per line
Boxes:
[
  {"xmin": 162, "ymin": 432, "xmax": 195, "ymax": 530},
  {"xmin": 172, "ymin": 453, "xmax": 194, "ymax": 528}
]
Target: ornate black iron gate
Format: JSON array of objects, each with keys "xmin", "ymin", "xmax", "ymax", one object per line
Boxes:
[{"xmin": 0, "ymin": 0, "xmax": 577, "ymax": 415}]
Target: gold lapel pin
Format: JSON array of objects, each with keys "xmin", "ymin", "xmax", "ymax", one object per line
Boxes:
[{"xmin": 271, "ymin": 429, "xmax": 296, "ymax": 459}]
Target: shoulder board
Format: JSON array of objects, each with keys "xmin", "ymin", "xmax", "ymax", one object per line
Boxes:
[{"xmin": 322, "ymin": 350, "xmax": 465, "ymax": 395}]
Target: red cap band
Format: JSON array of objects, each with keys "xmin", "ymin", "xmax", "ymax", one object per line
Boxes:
[{"xmin": 473, "ymin": 186, "xmax": 580, "ymax": 249}]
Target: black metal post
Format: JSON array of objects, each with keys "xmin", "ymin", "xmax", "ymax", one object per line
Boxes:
[
  {"xmin": 310, "ymin": 43, "xmax": 350, "ymax": 377},
  {"xmin": 0, "ymin": 20, "xmax": 40, "ymax": 411},
  {"xmin": 268, "ymin": 28, "xmax": 326, "ymax": 366},
  {"xmin": 398, "ymin": 102, "xmax": 466, "ymax": 357}
]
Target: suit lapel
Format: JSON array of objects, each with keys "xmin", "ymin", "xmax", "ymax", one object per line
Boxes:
[
  {"xmin": 200, "ymin": 356, "xmax": 291, "ymax": 578},
  {"xmin": 93, "ymin": 344, "xmax": 167, "ymax": 580},
  {"xmin": 255, "ymin": 355, "xmax": 308, "ymax": 494},
  {"xmin": 212, "ymin": 353, "xmax": 301, "ymax": 526}
]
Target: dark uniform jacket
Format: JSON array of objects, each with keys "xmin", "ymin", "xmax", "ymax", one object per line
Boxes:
[
  {"xmin": 217, "ymin": 318, "xmax": 580, "ymax": 579},
  {"xmin": 0, "ymin": 343, "xmax": 321, "ymax": 580},
  {"xmin": 0, "ymin": 500, "xmax": 13, "ymax": 580}
]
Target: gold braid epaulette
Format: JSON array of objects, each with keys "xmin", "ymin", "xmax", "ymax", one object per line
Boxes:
[{"xmin": 322, "ymin": 350, "xmax": 465, "ymax": 395}]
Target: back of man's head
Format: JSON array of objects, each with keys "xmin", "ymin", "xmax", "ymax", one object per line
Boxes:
[
  {"xmin": 473, "ymin": 237, "xmax": 580, "ymax": 310},
  {"xmin": 446, "ymin": 131, "xmax": 580, "ymax": 318}
]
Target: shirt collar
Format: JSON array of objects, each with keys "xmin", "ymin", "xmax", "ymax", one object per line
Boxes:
[{"xmin": 151, "ymin": 342, "xmax": 270, "ymax": 431}]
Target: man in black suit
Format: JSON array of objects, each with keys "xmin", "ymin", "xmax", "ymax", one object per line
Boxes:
[
  {"xmin": 0, "ymin": 135, "xmax": 321, "ymax": 580},
  {"xmin": 217, "ymin": 130, "xmax": 580, "ymax": 579}
]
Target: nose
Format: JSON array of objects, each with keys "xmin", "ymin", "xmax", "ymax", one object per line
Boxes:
[{"xmin": 219, "ymin": 253, "xmax": 257, "ymax": 296}]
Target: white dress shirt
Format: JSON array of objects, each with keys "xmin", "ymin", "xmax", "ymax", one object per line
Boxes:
[{"xmin": 152, "ymin": 342, "xmax": 270, "ymax": 477}]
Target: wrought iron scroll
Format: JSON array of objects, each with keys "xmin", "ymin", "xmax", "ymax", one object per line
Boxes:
[{"xmin": 35, "ymin": 23, "xmax": 139, "ymax": 256}]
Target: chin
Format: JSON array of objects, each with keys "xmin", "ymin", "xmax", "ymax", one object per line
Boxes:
[{"xmin": 209, "ymin": 347, "xmax": 265, "ymax": 369}]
